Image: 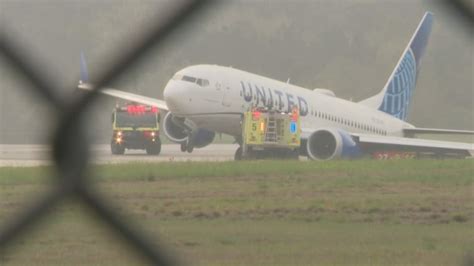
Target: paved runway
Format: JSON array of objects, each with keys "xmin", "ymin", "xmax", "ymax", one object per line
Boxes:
[{"xmin": 0, "ymin": 144, "xmax": 239, "ymax": 167}]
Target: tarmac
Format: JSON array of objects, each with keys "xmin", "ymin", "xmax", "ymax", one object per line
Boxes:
[{"xmin": 0, "ymin": 144, "xmax": 239, "ymax": 167}]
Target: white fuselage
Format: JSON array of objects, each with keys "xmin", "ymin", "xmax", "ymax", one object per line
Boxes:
[{"xmin": 163, "ymin": 64, "xmax": 413, "ymax": 138}]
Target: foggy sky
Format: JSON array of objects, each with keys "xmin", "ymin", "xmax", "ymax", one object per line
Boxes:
[{"xmin": 1, "ymin": 0, "xmax": 472, "ymax": 143}]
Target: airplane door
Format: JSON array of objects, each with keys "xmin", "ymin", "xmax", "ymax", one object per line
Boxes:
[
  {"xmin": 215, "ymin": 74, "xmax": 231, "ymax": 107},
  {"xmin": 220, "ymin": 75, "xmax": 232, "ymax": 107},
  {"xmin": 222, "ymin": 84, "xmax": 232, "ymax": 107},
  {"xmin": 210, "ymin": 81, "xmax": 224, "ymax": 103}
]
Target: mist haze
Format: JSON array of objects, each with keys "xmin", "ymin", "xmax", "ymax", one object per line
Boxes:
[{"xmin": 1, "ymin": 0, "xmax": 472, "ymax": 144}]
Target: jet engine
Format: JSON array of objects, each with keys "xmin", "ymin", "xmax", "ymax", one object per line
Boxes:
[
  {"xmin": 189, "ymin": 128, "xmax": 215, "ymax": 148},
  {"xmin": 306, "ymin": 128, "xmax": 361, "ymax": 160},
  {"xmin": 163, "ymin": 112, "xmax": 188, "ymax": 143},
  {"xmin": 162, "ymin": 112, "xmax": 215, "ymax": 148}
]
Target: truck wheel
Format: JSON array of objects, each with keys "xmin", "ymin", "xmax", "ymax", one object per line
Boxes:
[
  {"xmin": 111, "ymin": 142, "xmax": 125, "ymax": 155},
  {"xmin": 180, "ymin": 143, "xmax": 187, "ymax": 152},
  {"xmin": 288, "ymin": 149, "xmax": 300, "ymax": 160},
  {"xmin": 146, "ymin": 139, "xmax": 161, "ymax": 155},
  {"xmin": 234, "ymin": 147, "xmax": 242, "ymax": 161}
]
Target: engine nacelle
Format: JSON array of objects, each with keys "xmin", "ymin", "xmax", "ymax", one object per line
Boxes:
[
  {"xmin": 191, "ymin": 128, "xmax": 216, "ymax": 148},
  {"xmin": 163, "ymin": 112, "xmax": 188, "ymax": 143},
  {"xmin": 306, "ymin": 128, "xmax": 361, "ymax": 160},
  {"xmin": 162, "ymin": 112, "xmax": 215, "ymax": 148}
]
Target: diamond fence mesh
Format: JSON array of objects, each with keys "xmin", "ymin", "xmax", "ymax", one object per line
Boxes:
[
  {"xmin": 0, "ymin": 1, "xmax": 214, "ymax": 265},
  {"xmin": 0, "ymin": 0, "xmax": 472, "ymax": 265}
]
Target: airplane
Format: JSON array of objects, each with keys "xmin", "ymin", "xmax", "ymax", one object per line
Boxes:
[{"xmin": 79, "ymin": 12, "xmax": 474, "ymax": 160}]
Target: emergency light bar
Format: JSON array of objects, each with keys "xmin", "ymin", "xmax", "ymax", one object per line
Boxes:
[
  {"xmin": 118, "ymin": 105, "xmax": 159, "ymax": 115},
  {"xmin": 252, "ymin": 111, "xmax": 261, "ymax": 120},
  {"xmin": 291, "ymin": 108, "xmax": 299, "ymax": 122}
]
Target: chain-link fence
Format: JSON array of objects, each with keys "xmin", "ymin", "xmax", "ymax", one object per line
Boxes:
[
  {"xmin": 0, "ymin": 1, "xmax": 215, "ymax": 264},
  {"xmin": 0, "ymin": 0, "xmax": 472, "ymax": 265}
]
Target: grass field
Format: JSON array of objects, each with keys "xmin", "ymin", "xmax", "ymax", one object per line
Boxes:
[{"xmin": 0, "ymin": 160, "xmax": 473, "ymax": 265}]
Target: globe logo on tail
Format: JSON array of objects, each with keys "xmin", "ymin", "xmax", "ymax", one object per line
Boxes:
[{"xmin": 380, "ymin": 49, "xmax": 417, "ymax": 121}]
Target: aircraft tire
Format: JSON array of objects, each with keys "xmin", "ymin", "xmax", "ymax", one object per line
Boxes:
[{"xmin": 186, "ymin": 145, "xmax": 194, "ymax": 153}]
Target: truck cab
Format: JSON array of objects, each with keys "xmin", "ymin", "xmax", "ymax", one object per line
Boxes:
[{"xmin": 111, "ymin": 104, "xmax": 161, "ymax": 155}]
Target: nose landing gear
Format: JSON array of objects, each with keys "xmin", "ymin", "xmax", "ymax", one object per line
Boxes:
[{"xmin": 180, "ymin": 129, "xmax": 197, "ymax": 153}]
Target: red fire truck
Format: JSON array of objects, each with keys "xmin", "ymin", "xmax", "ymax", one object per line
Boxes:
[{"xmin": 110, "ymin": 104, "xmax": 161, "ymax": 155}]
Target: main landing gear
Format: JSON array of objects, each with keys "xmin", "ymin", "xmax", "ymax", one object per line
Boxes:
[
  {"xmin": 180, "ymin": 128, "xmax": 200, "ymax": 153},
  {"xmin": 180, "ymin": 142, "xmax": 194, "ymax": 153}
]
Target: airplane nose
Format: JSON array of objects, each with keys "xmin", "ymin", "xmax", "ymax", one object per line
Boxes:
[{"xmin": 163, "ymin": 80, "xmax": 189, "ymax": 113}]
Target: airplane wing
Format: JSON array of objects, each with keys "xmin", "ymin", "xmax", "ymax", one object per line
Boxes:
[
  {"xmin": 78, "ymin": 82, "xmax": 168, "ymax": 111},
  {"xmin": 77, "ymin": 52, "xmax": 168, "ymax": 111},
  {"xmin": 354, "ymin": 133, "xmax": 474, "ymax": 157},
  {"xmin": 403, "ymin": 127, "xmax": 474, "ymax": 136},
  {"xmin": 301, "ymin": 128, "xmax": 474, "ymax": 158}
]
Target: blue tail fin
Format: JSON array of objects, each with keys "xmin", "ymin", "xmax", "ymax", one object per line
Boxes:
[
  {"xmin": 79, "ymin": 51, "xmax": 89, "ymax": 83},
  {"xmin": 360, "ymin": 12, "xmax": 433, "ymax": 121}
]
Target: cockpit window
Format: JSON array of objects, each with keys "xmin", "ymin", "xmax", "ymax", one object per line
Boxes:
[
  {"xmin": 173, "ymin": 74, "xmax": 209, "ymax": 87},
  {"xmin": 197, "ymin": 79, "xmax": 209, "ymax": 86},
  {"xmin": 182, "ymin": 75, "xmax": 196, "ymax": 83},
  {"xmin": 172, "ymin": 74, "xmax": 183, "ymax": 80}
]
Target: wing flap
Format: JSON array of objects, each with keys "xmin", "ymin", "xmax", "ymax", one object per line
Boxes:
[{"xmin": 78, "ymin": 82, "xmax": 168, "ymax": 111}]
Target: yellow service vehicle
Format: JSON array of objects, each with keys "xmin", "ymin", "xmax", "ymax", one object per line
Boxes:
[
  {"xmin": 236, "ymin": 107, "xmax": 301, "ymax": 160},
  {"xmin": 111, "ymin": 104, "xmax": 161, "ymax": 155}
]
